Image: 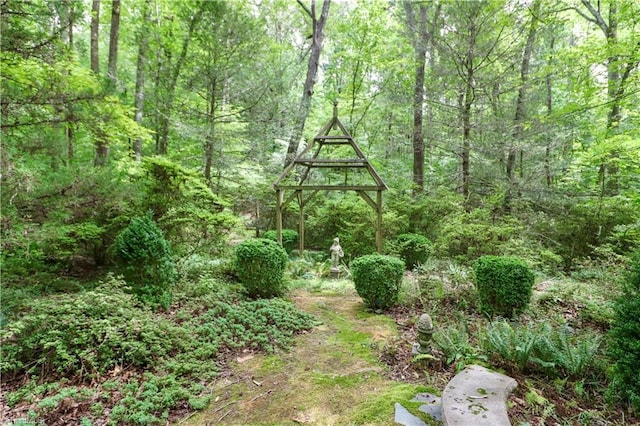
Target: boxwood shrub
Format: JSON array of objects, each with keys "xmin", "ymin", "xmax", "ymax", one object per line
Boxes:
[
  {"xmin": 263, "ymin": 229, "xmax": 299, "ymax": 253},
  {"xmin": 115, "ymin": 214, "xmax": 176, "ymax": 309},
  {"xmin": 351, "ymin": 254, "xmax": 405, "ymax": 310},
  {"xmin": 473, "ymin": 255, "xmax": 534, "ymax": 318},
  {"xmin": 607, "ymin": 250, "xmax": 640, "ymax": 412},
  {"xmin": 393, "ymin": 233, "xmax": 433, "ymax": 269},
  {"xmin": 235, "ymin": 238, "xmax": 288, "ymax": 298}
]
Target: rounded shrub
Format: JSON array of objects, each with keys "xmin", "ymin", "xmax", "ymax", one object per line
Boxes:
[
  {"xmin": 473, "ymin": 256, "xmax": 534, "ymax": 318},
  {"xmin": 351, "ymin": 254, "xmax": 405, "ymax": 310},
  {"xmin": 115, "ymin": 214, "xmax": 176, "ymax": 309},
  {"xmin": 607, "ymin": 250, "xmax": 640, "ymax": 412},
  {"xmin": 263, "ymin": 229, "xmax": 298, "ymax": 253},
  {"xmin": 393, "ymin": 233, "xmax": 433, "ymax": 269},
  {"xmin": 235, "ymin": 238, "xmax": 288, "ymax": 298}
]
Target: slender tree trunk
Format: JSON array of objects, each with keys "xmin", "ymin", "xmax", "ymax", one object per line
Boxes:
[
  {"xmin": 505, "ymin": 0, "xmax": 540, "ymax": 210},
  {"xmin": 284, "ymin": 0, "xmax": 331, "ymax": 168},
  {"xmin": 204, "ymin": 78, "xmax": 217, "ymax": 183},
  {"xmin": 404, "ymin": 2, "xmax": 427, "ymax": 193},
  {"xmin": 61, "ymin": 0, "xmax": 75, "ymax": 163},
  {"xmin": 156, "ymin": 7, "xmax": 203, "ymax": 155},
  {"xmin": 90, "ymin": 0, "xmax": 100, "ymax": 74},
  {"xmin": 544, "ymin": 35, "xmax": 555, "ymax": 188},
  {"xmin": 107, "ymin": 0, "xmax": 120, "ymax": 86},
  {"xmin": 133, "ymin": 0, "xmax": 151, "ymax": 162},
  {"xmin": 577, "ymin": 0, "xmax": 639, "ymax": 195}
]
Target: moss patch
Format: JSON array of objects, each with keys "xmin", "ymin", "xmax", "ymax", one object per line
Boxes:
[{"xmin": 180, "ymin": 288, "xmax": 428, "ymax": 425}]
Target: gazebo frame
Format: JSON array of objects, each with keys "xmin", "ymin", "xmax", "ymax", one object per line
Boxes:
[{"xmin": 273, "ymin": 103, "xmax": 388, "ymax": 253}]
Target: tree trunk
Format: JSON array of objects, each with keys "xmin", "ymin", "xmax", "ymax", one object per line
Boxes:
[
  {"xmin": 403, "ymin": 2, "xmax": 428, "ymax": 193},
  {"xmin": 156, "ymin": 7, "xmax": 203, "ymax": 155},
  {"xmin": 204, "ymin": 78, "xmax": 217, "ymax": 184},
  {"xmin": 284, "ymin": 0, "xmax": 331, "ymax": 168},
  {"xmin": 107, "ymin": 0, "xmax": 120, "ymax": 87},
  {"xmin": 505, "ymin": 0, "xmax": 540, "ymax": 210},
  {"xmin": 133, "ymin": 0, "xmax": 151, "ymax": 162},
  {"xmin": 90, "ymin": 0, "xmax": 100, "ymax": 74},
  {"xmin": 576, "ymin": 0, "xmax": 639, "ymax": 195},
  {"xmin": 544, "ymin": 35, "xmax": 555, "ymax": 188}
]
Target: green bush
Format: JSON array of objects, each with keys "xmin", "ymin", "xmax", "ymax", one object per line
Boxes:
[
  {"xmin": 115, "ymin": 214, "xmax": 177, "ymax": 309},
  {"xmin": 473, "ymin": 256, "xmax": 534, "ymax": 318},
  {"xmin": 351, "ymin": 254, "xmax": 405, "ymax": 310},
  {"xmin": 608, "ymin": 250, "xmax": 640, "ymax": 412},
  {"xmin": 392, "ymin": 233, "xmax": 433, "ymax": 270},
  {"xmin": 0, "ymin": 276, "xmax": 186, "ymax": 379},
  {"xmin": 483, "ymin": 320, "xmax": 601, "ymax": 377},
  {"xmin": 263, "ymin": 229, "xmax": 299, "ymax": 253},
  {"xmin": 235, "ymin": 238, "xmax": 288, "ymax": 298}
]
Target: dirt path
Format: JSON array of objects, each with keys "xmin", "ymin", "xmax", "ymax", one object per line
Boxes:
[{"xmin": 178, "ymin": 286, "xmax": 430, "ymax": 425}]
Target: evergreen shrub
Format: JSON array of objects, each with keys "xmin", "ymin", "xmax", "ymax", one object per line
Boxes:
[
  {"xmin": 392, "ymin": 233, "xmax": 433, "ymax": 269},
  {"xmin": 351, "ymin": 254, "xmax": 405, "ymax": 310},
  {"xmin": 115, "ymin": 214, "xmax": 177, "ymax": 309},
  {"xmin": 473, "ymin": 255, "xmax": 534, "ymax": 318},
  {"xmin": 608, "ymin": 250, "xmax": 640, "ymax": 412},
  {"xmin": 263, "ymin": 229, "xmax": 299, "ymax": 253},
  {"xmin": 235, "ymin": 238, "xmax": 288, "ymax": 298},
  {"xmin": 0, "ymin": 276, "xmax": 184, "ymax": 378}
]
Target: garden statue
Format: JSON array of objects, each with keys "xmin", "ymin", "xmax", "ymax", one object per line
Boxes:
[
  {"xmin": 330, "ymin": 237, "xmax": 344, "ymax": 273},
  {"xmin": 415, "ymin": 313, "xmax": 434, "ymax": 354}
]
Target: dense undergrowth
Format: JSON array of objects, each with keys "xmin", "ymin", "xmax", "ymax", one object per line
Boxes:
[{"xmin": 1, "ymin": 157, "xmax": 639, "ymax": 424}]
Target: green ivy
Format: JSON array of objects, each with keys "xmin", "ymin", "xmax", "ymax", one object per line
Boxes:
[
  {"xmin": 351, "ymin": 254, "xmax": 405, "ymax": 310},
  {"xmin": 473, "ymin": 256, "xmax": 534, "ymax": 318}
]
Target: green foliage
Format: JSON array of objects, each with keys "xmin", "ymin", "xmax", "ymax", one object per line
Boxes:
[
  {"xmin": 115, "ymin": 214, "xmax": 177, "ymax": 309},
  {"xmin": 235, "ymin": 238, "xmax": 288, "ymax": 298},
  {"xmin": 351, "ymin": 254, "xmax": 405, "ymax": 310},
  {"xmin": 0, "ymin": 276, "xmax": 185, "ymax": 379},
  {"xmin": 483, "ymin": 321, "xmax": 601, "ymax": 377},
  {"xmin": 139, "ymin": 157, "xmax": 236, "ymax": 257},
  {"xmin": 263, "ymin": 229, "xmax": 299, "ymax": 253},
  {"xmin": 194, "ymin": 298, "xmax": 318, "ymax": 354},
  {"xmin": 305, "ymin": 194, "xmax": 402, "ymax": 258},
  {"xmin": 473, "ymin": 256, "xmax": 534, "ymax": 318},
  {"xmin": 607, "ymin": 250, "xmax": 640, "ymax": 412},
  {"xmin": 390, "ymin": 233, "xmax": 433, "ymax": 270},
  {"xmin": 432, "ymin": 324, "xmax": 480, "ymax": 367}
]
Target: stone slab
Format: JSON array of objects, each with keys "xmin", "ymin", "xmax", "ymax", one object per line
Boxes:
[
  {"xmin": 441, "ymin": 364, "xmax": 517, "ymax": 426},
  {"xmin": 394, "ymin": 402, "xmax": 427, "ymax": 426}
]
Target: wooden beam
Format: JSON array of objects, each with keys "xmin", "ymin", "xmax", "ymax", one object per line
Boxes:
[
  {"xmin": 356, "ymin": 190, "xmax": 377, "ymax": 211},
  {"xmin": 275, "ymin": 185, "xmax": 384, "ymax": 191}
]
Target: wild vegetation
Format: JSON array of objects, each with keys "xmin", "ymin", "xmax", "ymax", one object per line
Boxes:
[{"xmin": 1, "ymin": 0, "xmax": 639, "ymax": 424}]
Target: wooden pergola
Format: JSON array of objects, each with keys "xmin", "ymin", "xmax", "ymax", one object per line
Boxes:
[{"xmin": 274, "ymin": 103, "xmax": 388, "ymax": 253}]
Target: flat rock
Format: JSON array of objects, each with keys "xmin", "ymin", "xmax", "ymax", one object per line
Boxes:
[
  {"xmin": 394, "ymin": 402, "xmax": 427, "ymax": 426},
  {"xmin": 441, "ymin": 364, "xmax": 517, "ymax": 426}
]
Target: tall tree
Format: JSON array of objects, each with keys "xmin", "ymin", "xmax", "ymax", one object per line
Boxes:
[
  {"xmin": 573, "ymin": 0, "xmax": 640, "ymax": 194},
  {"xmin": 504, "ymin": 0, "xmax": 542, "ymax": 210},
  {"xmin": 154, "ymin": 1, "xmax": 205, "ymax": 155},
  {"xmin": 403, "ymin": 1, "xmax": 440, "ymax": 193},
  {"xmin": 107, "ymin": 0, "xmax": 120, "ymax": 86},
  {"xmin": 133, "ymin": 0, "xmax": 151, "ymax": 162},
  {"xmin": 90, "ymin": 0, "xmax": 100, "ymax": 74},
  {"xmin": 284, "ymin": 0, "xmax": 331, "ymax": 168}
]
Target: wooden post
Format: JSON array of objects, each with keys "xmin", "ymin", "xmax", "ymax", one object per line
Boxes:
[
  {"xmin": 276, "ymin": 189, "xmax": 283, "ymax": 245},
  {"xmin": 376, "ymin": 190, "xmax": 383, "ymax": 253},
  {"xmin": 298, "ymin": 191, "xmax": 305, "ymax": 257}
]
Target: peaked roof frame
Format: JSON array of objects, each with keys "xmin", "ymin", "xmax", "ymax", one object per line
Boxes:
[{"xmin": 273, "ymin": 103, "xmax": 387, "ymax": 254}]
